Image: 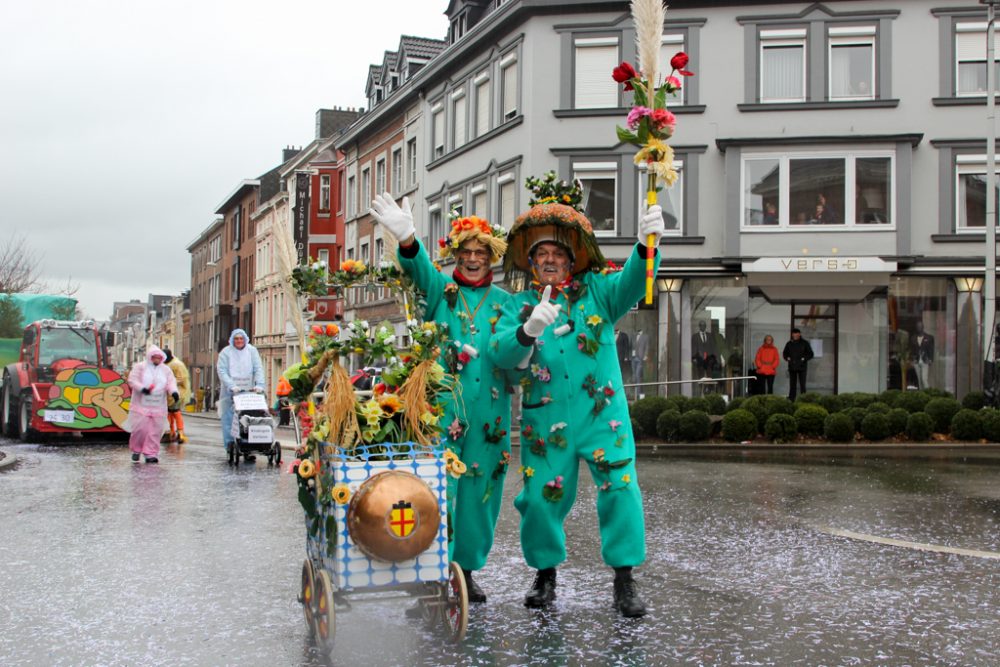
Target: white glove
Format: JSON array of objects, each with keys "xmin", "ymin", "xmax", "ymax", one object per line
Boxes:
[
  {"xmin": 369, "ymin": 192, "xmax": 416, "ymax": 242},
  {"xmin": 638, "ymin": 204, "xmax": 665, "ymax": 246},
  {"xmin": 523, "ymin": 285, "xmax": 561, "ymax": 338}
]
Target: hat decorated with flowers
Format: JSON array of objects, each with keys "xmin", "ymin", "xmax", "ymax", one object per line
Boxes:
[
  {"xmin": 438, "ymin": 215, "xmax": 508, "ymax": 265},
  {"xmin": 503, "ymin": 172, "xmax": 606, "ymax": 283}
]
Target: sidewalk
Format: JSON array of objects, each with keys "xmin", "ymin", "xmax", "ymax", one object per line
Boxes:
[{"xmin": 182, "ymin": 410, "xmax": 1000, "ymax": 459}]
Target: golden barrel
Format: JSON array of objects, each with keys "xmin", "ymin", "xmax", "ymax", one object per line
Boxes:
[{"xmin": 346, "ymin": 470, "xmax": 440, "ymax": 562}]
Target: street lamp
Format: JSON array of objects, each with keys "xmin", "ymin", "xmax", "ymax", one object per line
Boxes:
[{"xmin": 982, "ymin": 0, "xmax": 1000, "ymax": 394}]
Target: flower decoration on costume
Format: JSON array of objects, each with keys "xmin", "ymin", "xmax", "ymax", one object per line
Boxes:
[
  {"xmin": 519, "ymin": 465, "xmax": 535, "ymax": 479},
  {"xmin": 437, "ymin": 214, "xmax": 508, "ymax": 265},
  {"xmin": 582, "ymin": 374, "xmax": 611, "ymax": 415},
  {"xmin": 331, "ymin": 483, "xmax": 352, "ymax": 505},
  {"xmin": 542, "ymin": 476, "xmax": 565, "ymax": 502},
  {"xmin": 482, "ymin": 450, "xmax": 512, "ymax": 503},
  {"xmin": 446, "ymin": 456, "xmax": 468, "ymax": 478},
  {"xmin": 577, "ymin": 332, "xmax": 599, "ymax": 357},
  {"xmin": 548, "ymin": 421, "xmax": 568, "ymax": 449},
  {"xmin": 483, "ymin": 415, "xmax": 508, "ymax": 444},
  {"xmin": 465, "ymin": 462, "xmax": 484, "ymax": 478},
  {"xmin": 444, "ymin": 282, "xmax": 459, "ymax": 309},
  {"xmin": 447, "ymin": 418, "xmax": 465, "ymax": 441},
  {"xmin": 530, "ymin": 364, "xmax": 551, "ymax": 383},
  {"xmin": 297, "ymin": 458, "xmax": 317, "ymax": 479},
  {"xmin": 609, "ymin": 419, "xmax": 623, "ymax": 432}
]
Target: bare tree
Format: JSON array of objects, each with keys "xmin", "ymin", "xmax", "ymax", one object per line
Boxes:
[{"xmin": 0, "ymin": 233, "xmax": 44, "ymax": 294}]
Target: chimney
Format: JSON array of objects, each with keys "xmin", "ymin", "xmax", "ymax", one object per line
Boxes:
[
  {"xmin": 315, "ymin": 107, "xmax": 363, "ymax": 139},
  {"xmin": 282, "ymin": 145, "xmax": 300, "ymax": 162}
]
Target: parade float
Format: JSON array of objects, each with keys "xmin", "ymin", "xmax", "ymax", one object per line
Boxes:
[{"xmin": 276, "ymin": 234, "xmax": 468, "ymax": 655}]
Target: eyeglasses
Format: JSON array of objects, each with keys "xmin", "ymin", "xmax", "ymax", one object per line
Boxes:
[{"xmin": 457, "ymin": 248, "xmax": 489, "ymax": 260}]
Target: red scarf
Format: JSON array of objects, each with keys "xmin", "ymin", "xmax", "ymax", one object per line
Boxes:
[{"xmin": 453, "ymin": 269, "xmax": 493, "ymax": 288}]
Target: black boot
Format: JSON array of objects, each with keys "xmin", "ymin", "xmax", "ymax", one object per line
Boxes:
[
  {"xmin": 463, "ymin": 569, "xmax": 486, "ymax": 603},
  {"xmin": 524, "ymin": 568, "xmax": 556, "ymax": 608},
  {"xmin": 613, "ymin": 567, "xmax": 647, "ymax": 618}
]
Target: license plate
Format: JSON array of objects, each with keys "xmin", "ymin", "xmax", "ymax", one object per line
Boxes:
[
  {"xmin": 43, "ymin": 410, "xmax": 75, "ymax": 423},
  {"xmin": 248, "ymin": 425, "xmax": 273, "ymax": 444}
]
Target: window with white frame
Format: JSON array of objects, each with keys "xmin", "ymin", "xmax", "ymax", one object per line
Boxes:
[
  {"xmin": 432, "ymin": 105, "xmax": 445, "ymax": 158},
  {"xmin": 428, "ymin": 206, "xmax": 443, "ymax": 247},
  {"xmin": 376, "ymin": 159, "xmax": 386, "ymax": 196},
  {"xmin": 637, "ymin": 161, "xmax": 683, "ymax": 234},
  {"xmin": 500, "ymin": 54, "xmax": 518, "ymax": 121},
  {"xmin": 449, "ymin": 193, "xmax": 463, "ymax": 219},
  {"xmin": 956, "ymin": 156, "xmax": 1000, "ymax": 231},
  {"xmin": 474, "ymin": 72, "xmax": 491, "ymax": 137},
  {"xmin": 361, "ymin": 167, "xmax": 371, "ymax": 207},
  {"xmin": 498, "ymin": 175, "xmax": 516, "ymax": 228},
  {"xmin": 829, "ymin": 26, "xmax": 876, "ymax": 100},
  {"xmin": 574, "ymin": 37, "xmax": 619, "ymax": 108},
  {"xmin": 453, "ymin": 90, "xmax": 467, "ymax": 149},
  {"xmin": 471, "ymin": 183, "xmax": 487, "ymax": 217},
  {"xmin": 338, "ymin": 172, "xmax": 345, "ymax": 213},
  {"xmin": 347, "ymin": 175, "xmax": 356, "ymax": 217},
  {"xmin": 347, "ymin": 247, "xmax": 355, "ymax": 261},
  {"xmin": 956, "ymin": 22, "xmax": 1000, "ymax": 96},
  {"xmin": 574, "ymin": 162, "xmax": 617, "ymax": 233},
  {"xmin": 360, "ymin": 242, "xmax": 369, "ymax": 263},
  {"xmin": 407, "ymin": 138, "xmax": 417, "ymax": 186},
  {"xmin": 392, "ymin": 148, "xmax": 403, "ymax": 193},
  {"xmin": 742, "ymin": 151, "xmax": 893, "ymax": 228},
  {"xmin": 760, "ymin": 28, "xmax": 806, "ymax": 102},
  {"xmin": 319, "ymin": 174, "xmax": 331, "ymax": 210},
  {"xmin": 317, "ymin": 248, "xmax": 329, "ymax": 269},
  {"xmin": 659, "ymin": 34, "xmax": 686, "ymax": 106}
]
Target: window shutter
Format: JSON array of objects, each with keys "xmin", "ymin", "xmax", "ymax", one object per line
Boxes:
[
  {"xmin": 500, "ymin": 181, "xmax": 515, "ymax": 227},
  {"xmin": 476, "ymin": 81, "xmax": 490, "ymax": 136},
  {"xmin": 502, "ymin": 64, "xmax": 517, "ymax": 118},
  {"xmin": 574, "ymin": 44, "xmax": 618, "ymax": 108},
  {"xmin": 957, "ymin": 31, "xmax": 988, "ymax": 62},
  {"xmin": 454, "ymin": 96, "xmax": 466, "ymax": 148},
  {"xmin": 433, "ymin": 111, "xmax": 445, "ymax": 151}
]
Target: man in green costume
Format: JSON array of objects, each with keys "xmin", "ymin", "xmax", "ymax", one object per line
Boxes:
[
  {"xmin": 370, "ymin": 192, "xmax": 511, "ymax": 604},
  {"xmin": 490, "ymin": 191, "xmax": 664, "ymax": 617}
]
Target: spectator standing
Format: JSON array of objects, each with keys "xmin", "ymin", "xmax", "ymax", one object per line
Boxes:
[{"xmin": 782, "ymin": 328, "xmax": 814, "ymax": 400}]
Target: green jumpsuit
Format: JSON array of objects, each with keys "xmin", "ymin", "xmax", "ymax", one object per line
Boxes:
[
  {"xmin": 398, "ymin": 241, "xmax": 512, "ymax": 571},
  {"xmin": 491, "ymin": 245, "xmax": 659, "ymax": 570}
]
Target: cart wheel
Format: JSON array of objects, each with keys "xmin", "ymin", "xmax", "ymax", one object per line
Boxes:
[
  {"xmin": 441, "ymin": 561, "xmax": 468, "ymax": 641},
  {"xmin": 313, "ymin": 570, "xmax": 336, "ymax": 655},
  {"xmin": 274, "ymin": 443, "xmax": 282, "ymax": 465},
  {"xmin": 300, "ymin": 560, "xmax": 316, "ymax": 634},
  {"xmin": 227, "ymin": 443, "xmax": 236, "ymax": 466}
]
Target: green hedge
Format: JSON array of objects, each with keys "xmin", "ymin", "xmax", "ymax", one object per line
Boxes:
[
  {"xmin": 824, "ymin": 412, "xmax": 856, "ymax": 443},
  {"xmin": 895, "ymin": 390, "xmax": 931, "ymax": 414},
  {"xmin": 705, "ymin": 393, "xmax": 727, "ymax": 416},
  {"xmin": 866, "ymin": 401, "xmax": 891, "ymax": 415},
  {"xmin": 925, "ymin": 397, "xmax": 961, "ymax": 433},
  {"xmin": 861, "ymin": 412, "xmax": 890, "ymax": 441},
  {"xmin": 721, "ymin": 409, "xmax": 757, "ymax": 442},
  {"xmin": 981, "ymin": 408, "xmax": 1000, "ymax": 442},
  {"xmin": 886, "ymin": 408, "xmax": 909, "ymax": 436},
  {"xmin": 906, "ymin": 412, "xmax": 934, "ymax": 441},
  {"xmin": 765, "ymin": 413, "xmax": 798, "ymax": 443},
  {"xmin": 678, "ymin": 410, "xmax": 712, "ymax": 442},
  {"xmin": 793, "ymin": 404, "xmax": 829, "ymax": 437},
  {"xmin": 950, "ymin": 408, "xmax": 982, "ymax": 441},
  {"xmin": 655, "ymin": 409, "xmax": 682, "ymax": 442},
  {"xmin": 962, "ymin": 391, "xmax": 985, "ymax": 410},
  {"xmin": 630, "ymin": 397, "xmax": 670, "ymax": 436}
]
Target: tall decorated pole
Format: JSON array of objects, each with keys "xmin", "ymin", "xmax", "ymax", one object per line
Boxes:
[{"xmin": 614, "ymin": 0, "xmax": 693, "ymax": 303}]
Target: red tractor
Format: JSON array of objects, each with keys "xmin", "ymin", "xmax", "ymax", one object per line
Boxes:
[{"xmin": 1, "ymin": 319, "xmax": 129, "ymax": 442}]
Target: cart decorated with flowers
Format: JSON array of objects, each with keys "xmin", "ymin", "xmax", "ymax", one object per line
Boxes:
[{"xmin": 283, "ymin": 254, "xmax": 469, "ymax": 656}]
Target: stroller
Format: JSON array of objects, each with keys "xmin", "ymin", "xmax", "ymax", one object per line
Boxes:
[{"xmin": 228, "ymin": 389, "xmax": 283, "ymax": 466}]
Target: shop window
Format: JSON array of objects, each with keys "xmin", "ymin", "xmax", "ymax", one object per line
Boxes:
[
  {"xmin": 574, "ymin": 162, "xmax": 617, "ymax": 234},
  {"xmin": 887, "ymin": 277, "xmax": 955, "ymax": 394},
  {"xmin": 684, "ymin": 278, "xmax": 748, "ymax": 398},
  {"xmin": 742, "ymin": 152, "xmax": 893, "ymax": 228}
]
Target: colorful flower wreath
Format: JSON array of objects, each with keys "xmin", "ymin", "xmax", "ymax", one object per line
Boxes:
[{"xmin": 437, "ymin": 214, "xmax": 508, "ymax": 265}]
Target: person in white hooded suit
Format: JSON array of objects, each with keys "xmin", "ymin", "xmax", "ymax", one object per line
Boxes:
[
  {"xmin": 124, "ymin": 345, "xmax": 179, "ymax": 464},
  {"xmin": 216, "ymin": 328, "xmax": 265, "ymax": 455}
]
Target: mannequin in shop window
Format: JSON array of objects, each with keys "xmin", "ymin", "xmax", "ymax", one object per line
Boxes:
[
  {"xmin": 910, "ymin": 321, "xmax": 934, "ymax": 390},
  {"xmin": 631, "ymin": 329, "xmax": 649, "ymax": 397},
  {"xmin": 691, "ymin": 320, "xmax": 717, "ymax": 379},
  {"xmin": 616, "ymin": 329, "xmax": 632, "ymax": 382}
]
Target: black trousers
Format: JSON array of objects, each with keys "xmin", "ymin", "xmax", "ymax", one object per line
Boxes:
[
  {"xmin": 788, "ymin": 369, "xmax": 807, "ymax": 400},
  {"xmin": 757, "ymin": 374, "xmax": 775, "ymax": 394}
]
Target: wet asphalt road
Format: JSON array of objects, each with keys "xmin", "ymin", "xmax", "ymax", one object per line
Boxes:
[{"xmin": 1, "ymin": 420, "xmax": 999, "ymax": 666}]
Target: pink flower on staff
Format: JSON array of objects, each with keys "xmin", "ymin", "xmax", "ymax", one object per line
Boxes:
[
  {"xmin": 664, "ymin": 75, "xmax": 682, "ymax": 93},
  {"xmin": 626, "ymin": 106, "xmax": 652, "ymax": 130},
  {"xmin": 650, "ymin": 108, "xmax": 676, "ymax": 132}
]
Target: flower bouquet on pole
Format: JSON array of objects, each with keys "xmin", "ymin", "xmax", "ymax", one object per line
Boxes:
[{"xmin": 613, "ymin": 0, "xmax": 693, "ymax": 303}]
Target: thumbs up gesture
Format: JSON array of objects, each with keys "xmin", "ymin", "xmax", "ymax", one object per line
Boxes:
[{"xmin": 523, "ymin": 285, "xmax": 562, "ymax": 338}]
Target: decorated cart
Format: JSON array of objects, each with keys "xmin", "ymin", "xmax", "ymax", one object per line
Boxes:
[{"xmin": 280, "ymin": 252, "xmax": 469, "ymax": 656}]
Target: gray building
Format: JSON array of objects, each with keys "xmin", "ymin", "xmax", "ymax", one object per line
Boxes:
[{"xmin": 341, "ymin": 0, "xmax": 1000, "ymax": 399}]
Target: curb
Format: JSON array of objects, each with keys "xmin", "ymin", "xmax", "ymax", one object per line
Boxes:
[{"xmin": 0, "ymin": 448, "xmax": 17, "ymax": 471}]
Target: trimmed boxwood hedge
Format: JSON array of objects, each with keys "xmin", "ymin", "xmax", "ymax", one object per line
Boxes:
[
  {"xmin": 795, "ymin": 392, "xmax": 821, "ymax": 405},
  {"xmin": 705, "ymin": 393, "xmax": 727, "ymax": 416},
  {"xmin": 765, "ymin": 413, "xmax": 798, "ymax": 443},
  {"xmin": 906, "ymin": 412, "xmax": 935, "ymax": 441},
  {"xmin": 824, "ymin": 412, "xmax": 856, "ymax": 443},
  {"xmin": 655, "ymin": 409, "xmax": 682, "ymax": 442},
  {"xmin": 895, "ymin": 390, "xmax": 931, "ymax": 414},
  {"xmin": 818, "ymin": 394, "xmax": 844, "ymax": 414},
  {"xmin": 879, "ymin": 389, "xmax": 902, "ymax": 407},
  {"xmin": 793, "ymin": 404, "xmax": 829, "ymax": 436},
  {"xmin": 950, "ymin": 408, "xmax": 983, "ymax": 441},
  {"xmin": 685, "ymin": 396, "xmax": 711, "ymax": 414},
  {"xmin": 630, "ymin": 397, "xmax": 669, "ymax": 436},
  {"xmin": 678, "ymin": 410, "xmax": 712, "ymax": 442},
  {"xmin": 721, "ymin": 409, "xmax": 757, "ymax": 442},
  {"xmin": 866, "ymin": 401, "xmax": 891, "ymax": 414},
  {"xmin": 887, "ymin": 408, "xmax": 909, "ymax": 436},
  {"xmin": 962, "ymin": 391, "xmax": 985, "ymax": 410},
  {"xmin": 664, "ymin": 395, "xmax": 689, "ymax": 414},
  {"xmin": 861, "ymin": 412, "xmax": 890, "ymax": 441},
  {"xmin": 845, "ymin": 407, "xmax": 867, "ymax": 432},
  {"xmin": 981, "ymin": 408, "xmax": 1000, "ymax": 442},
  {"xmin": 925, "ymin": 397, "xmax": 961, "ymax": 433},
  {"xmin": 630, "ymin": 417, "xmax": 643, "ymax": 439},
  {"xmin": 726, "ymin": 396, "xmax": 746, "ymax": 413}
]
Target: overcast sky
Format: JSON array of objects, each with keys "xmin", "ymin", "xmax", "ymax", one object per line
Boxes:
[{"xmin": 0, "ymin": 0, "xmax": 449, "ymax": 320}]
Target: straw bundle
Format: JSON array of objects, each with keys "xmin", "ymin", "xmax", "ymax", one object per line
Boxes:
[{"xmin": 633, "ymin": 0, "xmax": 666, "ymax": 99}]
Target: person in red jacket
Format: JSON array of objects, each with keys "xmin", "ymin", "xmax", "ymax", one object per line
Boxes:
[{"xmin": 753, "ymin": 335, "xmax": 780, "ymax": 395}]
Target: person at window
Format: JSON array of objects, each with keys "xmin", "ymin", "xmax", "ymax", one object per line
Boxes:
[
  {"xmin": 753, "ymin": 334, "xmax": 780, "ymax": 395},
  {"xmin": 783, "ymin": 328, "xmax": 814, "ymax": 400},
  {"xmin": 817, "ymin": 193, "xmax": 838, "ymax": 224},
  {"xmin": 216, "ymin": 328, "xmax": 265, "ymax": 459},
  {"xmin": 162, "ymin": 348, "xmax": 191, "ymax": 443},
  {"xmin": 910, "ymin": 321, "xmax": 935, "ymax": 390},
  {"xmin": 762, "ymin": 201, "xmax": 778, "ymax": 225},
  {"xmin": 793, "ymin": 211, "xmax": 808, "ymax": 225},
  {"xmin": 124, "ymin": 345, "xmax": 178, "ymax": 464},
  {"xmin": 490, "ymin": 193, "xmax": 664, "ymax": 618},
  {"xmin": 369, "ymin": 192, "xmax": 511, "ymax": 605}
]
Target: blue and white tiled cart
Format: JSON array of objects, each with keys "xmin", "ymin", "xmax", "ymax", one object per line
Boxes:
[{"xmin": 299, "ymin": 442, "xmax": 468, "ymax": 655}]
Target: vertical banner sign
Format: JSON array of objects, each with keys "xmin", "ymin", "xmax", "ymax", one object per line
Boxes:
[{"xmin": 294, "ymin": 172, "xmax": 311, "ymax": 264}]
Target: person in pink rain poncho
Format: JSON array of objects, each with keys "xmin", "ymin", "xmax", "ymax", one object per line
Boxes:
[{"xmin": 124, "ymin": 345, "xmax": 179, "ymax": 464}]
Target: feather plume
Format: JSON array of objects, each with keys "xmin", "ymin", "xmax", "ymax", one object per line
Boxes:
[
  {"xmin": 632, "ymin": 0, "xmax": 666, "ymax": 100},
  {"xmin": 271, "ymin": 203, "xmax": 308, "ymax": 355}
]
